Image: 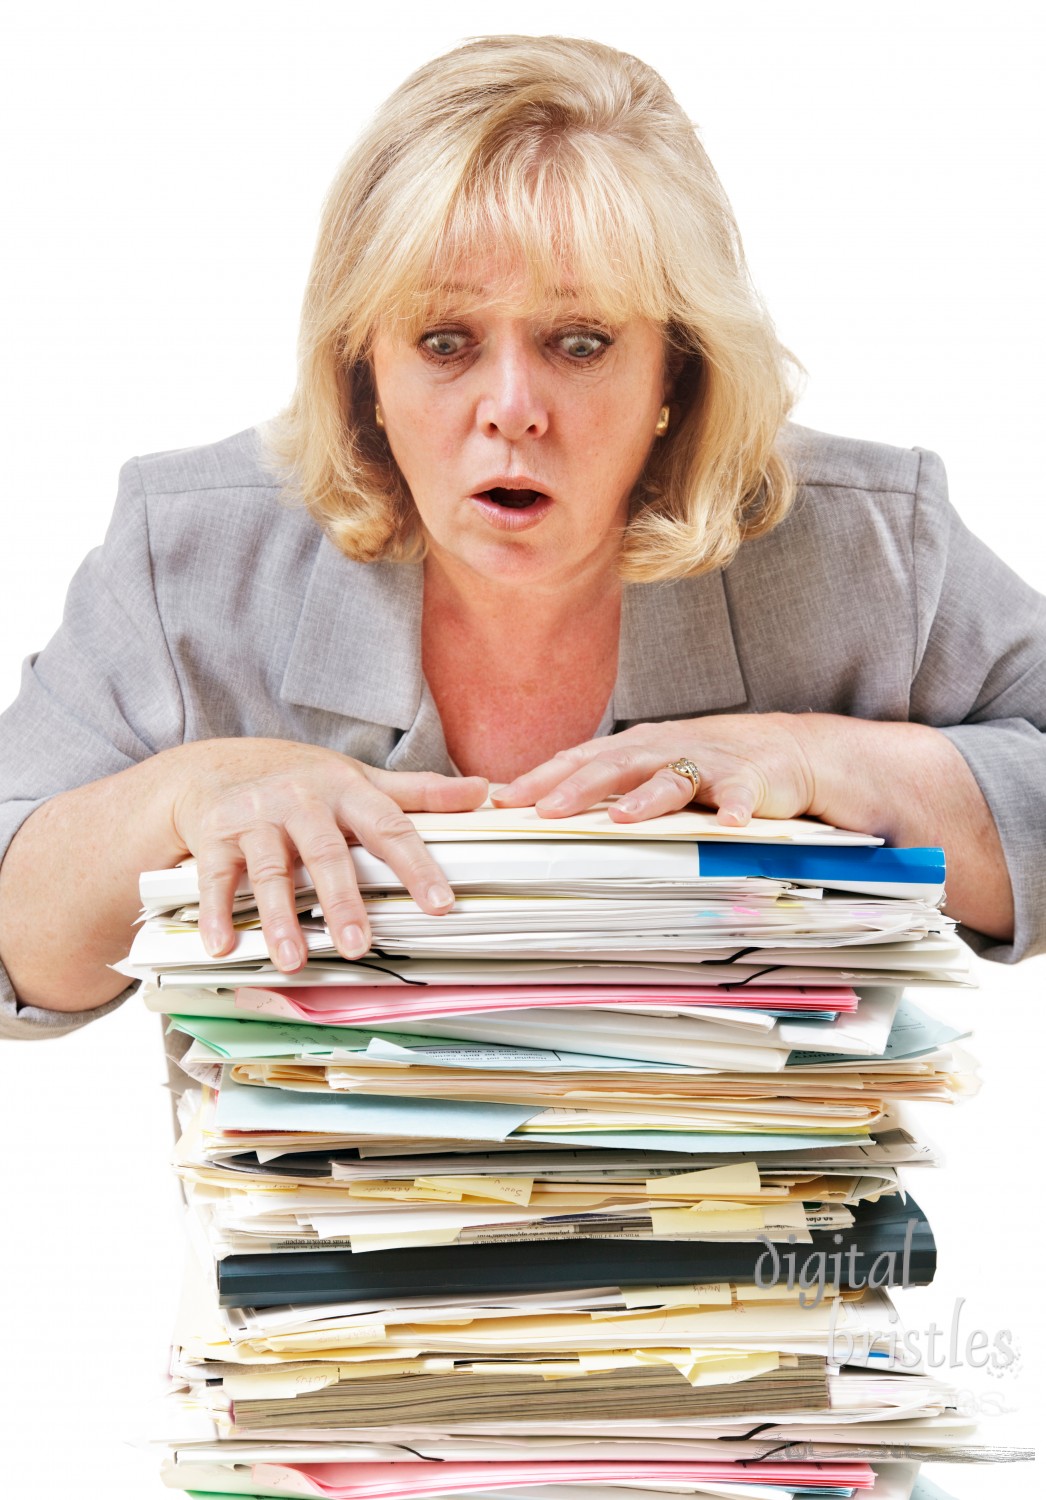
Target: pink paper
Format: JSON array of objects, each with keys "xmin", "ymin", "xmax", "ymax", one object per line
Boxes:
[
  {"xmin": 235, "ymin": 983, "xmax": 858, "ymax": 1027},
  {"xmin": 251, "ymin": 1458, "xmax": 876, "ymax": 1497}
]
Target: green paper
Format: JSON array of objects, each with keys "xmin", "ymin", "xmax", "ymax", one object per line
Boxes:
[{"xmin": 167, "ymin": 1012, "xmax": 441, "ymax": 1058}]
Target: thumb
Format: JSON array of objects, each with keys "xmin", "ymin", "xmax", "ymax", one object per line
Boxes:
[
  {"xmin": 711, "ymin": 775, "xmax": 759, "ymax": 827},
  {"xmin": 369, "ymin": 767, "xmax": 490, "ymax": 812}
]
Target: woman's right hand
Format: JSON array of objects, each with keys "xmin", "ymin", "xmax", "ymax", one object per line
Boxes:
[{"xmin": 169, "ymin": 738, "xmax": 487, "ymax": 973}]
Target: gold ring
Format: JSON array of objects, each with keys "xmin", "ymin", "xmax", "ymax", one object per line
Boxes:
[{"xmin": 663, "ymin": 757, "xmax": 701, "ymax": 802}]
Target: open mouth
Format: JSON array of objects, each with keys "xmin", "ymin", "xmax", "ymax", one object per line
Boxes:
[{"xmin": 480, "ymin": 487, "xmax": 545, "ymax": 509}]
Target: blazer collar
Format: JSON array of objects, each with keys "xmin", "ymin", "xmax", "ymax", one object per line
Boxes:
[
  {"xmin": 280, "ymin": 541, "xmax": 747, "ymax": 749},
  {"xmin": 614, "ymin": 571, "xmax": 747, "ymax": 721},
  {"xmin": 280, "ymin": 542, "xmax": 425, "ymax": 730}
]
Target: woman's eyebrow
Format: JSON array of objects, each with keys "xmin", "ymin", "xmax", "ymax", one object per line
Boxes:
[{"xmin": 425, "ymin": 281, "xmax": 585, "ymax": 303}]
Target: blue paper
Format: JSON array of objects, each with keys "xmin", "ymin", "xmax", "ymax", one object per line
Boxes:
[
  {"xmin": 910, "ymin": 1479, "xmax": 961, "ymax": 1500},
  {"xmin": 527, "ymin": 1130, "xmax": 869, "ymax": 1153},
  {"xmin": 214, "ymin": 1074, "xmax": 541, "ymax": 1141},
  {"xmin": 787, "ymin": 998, "xmax": 966, "ymax": 1067}
]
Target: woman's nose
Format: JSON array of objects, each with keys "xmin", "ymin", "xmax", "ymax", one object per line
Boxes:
[{"xmin": 475, "ymin": 346, "xmax": 550, "ymax": 440}]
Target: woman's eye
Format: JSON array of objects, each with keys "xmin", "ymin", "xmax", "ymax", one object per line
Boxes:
[
  {"xmin": 557, "ymin": 330, "xmax": 610, "ymax": 360},
  {"xmin": 420, "ymin": 331, "xmax": 468, "ymax": 358}
]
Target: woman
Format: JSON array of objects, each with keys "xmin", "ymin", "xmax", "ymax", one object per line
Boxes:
[{"xmin": 0, "ymin": 34, "xmax": 1043, "ymax": 1042}]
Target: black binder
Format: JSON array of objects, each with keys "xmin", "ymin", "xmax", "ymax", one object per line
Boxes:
[{"xmin": 218, "ymin": 1192, "xmax": 935, "ymax": 1307}]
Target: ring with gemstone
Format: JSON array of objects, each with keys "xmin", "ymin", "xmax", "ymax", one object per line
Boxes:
[{"xmin": 663, "ymin": 757, "xmax": 701, "ymax": 802}]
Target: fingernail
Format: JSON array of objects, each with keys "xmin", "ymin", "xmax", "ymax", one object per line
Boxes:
[
  {"xmin": 201, "ymin": 923, "xmax": 223, "ymax": 957},
  {"xmin": 278, "ymin": 939, "xmax": 301, "ymax": 971},
  {"xmin": 427, "ymin": 884, "xmax": 454, "ymax": 909},
  {"xmin": 540, "ymin": 792, "xmax": 567, "ymax": 811},
  {"xmin": 341, "ymin": 924, "xmax": 368, "ymax": 955}
]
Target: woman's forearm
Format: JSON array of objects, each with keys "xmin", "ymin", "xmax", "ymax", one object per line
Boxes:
[
  {"xmin": 0, "ymin": 738, "xmax": 487, "ymax": 1014},
  {"xmin": 793, "ymin": 714, "xmax": 1014, "ymax": 942},
  {"xmin": 0, "ymin": 747, "xmax": 193, "ymax": 1011}
]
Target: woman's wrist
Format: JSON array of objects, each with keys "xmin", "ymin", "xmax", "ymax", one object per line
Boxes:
[
  {"xmin": 0, "ymin": 743, "xmax": 209, "ymax": 1012},
  {"xmin": 787, "ymin": 713, "xmax": 953, "ymax": 842},
  {"xmin": 787, "ymin": 711, "xmax": 1014, "ymax": 941}
]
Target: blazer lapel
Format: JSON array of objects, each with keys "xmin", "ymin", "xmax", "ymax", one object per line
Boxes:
[
  {"xmin": 614, "ymin": 571, "xmax": 748, "ymax": 723},
  {"xmin": 279, "ymin": 543, "xmax": 455, "ymax": 773},
  {"xmin": 280, "ymin": 541, "xmax": 424, "ymax": 726}
]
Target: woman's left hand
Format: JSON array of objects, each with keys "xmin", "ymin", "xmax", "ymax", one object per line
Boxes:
[
  {"xmin": 493, "ymin": 710, "xmax": 1015, "ymax": 942},
  {"xmin": 492, "ymin": 713, "xmax": 819, "ymax": 825}
]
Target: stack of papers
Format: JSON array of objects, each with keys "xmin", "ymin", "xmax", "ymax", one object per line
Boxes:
[
  {"xmin": 136, "ymin": 807, "xmax": 1022, "ymax": 1496},
  {"xmin": 161, "ymin": 1453, "xmax": 944, "ymax": 1499},
  {"xmin": 124, "ymin": 808, "xmax": 970, "ymax": 990}
]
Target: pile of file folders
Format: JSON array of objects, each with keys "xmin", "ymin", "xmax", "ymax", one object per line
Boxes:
[{"xmin": 119, "ymin": 803, "xmax": 1030, "ymax": 1499}]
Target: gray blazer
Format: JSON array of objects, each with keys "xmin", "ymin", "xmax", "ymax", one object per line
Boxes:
[{"xmin": 2, "ymin": 423, "xmax": 1044, "ymax": 1040}]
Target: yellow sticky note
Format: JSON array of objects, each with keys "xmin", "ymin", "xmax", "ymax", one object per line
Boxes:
[
  {"xmin": 577, "ymin": 1351, "xmax": 644, "ymax": 1372},
  {"xmin": 692, "ymin": 1197, "xmax": 760, "ymax": 1212},
  {"xmin": 635, "ymin": 1348, "xmax": 781, "ymax": 1388},
  {"xmin": 538, "ymin": 1363, "xmax": 588, "ymax": 1381},
  {"xmin": 464, "ymin": 1360, "xmax": 581, "ymax": 1379},
  {"xmin": 348, "ymin": 1179, "xmax": 457, "ymax": 1201},
  {"xmin": 415, "ymin": 1175, "xmax": 534, "ymax": 1205},
  {"xmin": 646, "ymin": 1162, "xmax": 762, "ymax": 1197},
  {"xmin": 738, "ymin": 1281, "xmax": 840, "ymax": 1303},
  {"xmin": 685, "ymin": 1351, "xmax": 781, "ymax": 1387},
  {"xmin": 222, "ymin": 1365, "xmax": 341, "ymax": 1400},
  {"xmin": 329, "ymin": 1359, "xmax": 429, "ymax": 1379},
  {"xmin": 650, "ymin": 1205, "xmax": 766, "ymax": 1235},
  {"xmin": 621, "ymin": 1283, "xmax": 734, "ymax": 1309}
]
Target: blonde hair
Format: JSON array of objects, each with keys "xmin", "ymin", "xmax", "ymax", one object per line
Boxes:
[{"xmin": 266, "ymin": 35, "xmax": 798, "ymax": 581}]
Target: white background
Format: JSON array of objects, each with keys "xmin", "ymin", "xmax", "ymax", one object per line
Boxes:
[{"xmin": 0, "ymin": 2, "xmax": 1042, "ymax": 1495}]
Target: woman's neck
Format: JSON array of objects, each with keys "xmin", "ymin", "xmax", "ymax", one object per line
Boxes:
[
  {"xmin": 421, "ymin": 552, "xmax": 623, "ymax": 781},
  {"xmin": 421, "ymin": 548, "xmax": 622, "ymax": 650}
]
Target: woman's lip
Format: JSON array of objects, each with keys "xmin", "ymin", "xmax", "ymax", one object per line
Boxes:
[{"xmin": 469, "ymin": 491, "xmax": 554, "ymax": 531}]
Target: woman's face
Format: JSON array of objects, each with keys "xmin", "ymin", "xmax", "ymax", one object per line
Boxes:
[{"xmin": 370, "ymin": 255, "xmax": 669, "ymax": 592}]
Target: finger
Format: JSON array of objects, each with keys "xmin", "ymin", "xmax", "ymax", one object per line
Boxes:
[
  {"xmin": 239, "ymin": 824, "xmax": 308, "ymax": 974},
  {"xmin": 534, "ymin": 748, "xmax": 663, "ymax": 817},
  {"xmin": 710, "ymin": 776, "xmax": 760, "ymax": 827},
  {"xmin": 283, "ymin": 805, "xmax": 371, "ymax": 960},
  {"xmin": 495, "ymin": 743, "xmax": 655, "ymax": 815},
  {"xmin": 367, "ymin": 767, "xmax": 489, "ymax": 813},
  {"xmin": 610, "ymin": 766, "xmax": 705, "ymax": 822},
  {"xmin": 490, "ymin": 744, "xmax": 599, "ymax": 807},
  {"xmin": 338, "ymin": 781, "xmax": 456, "ymax": 914},
  {"xmin": 195, "ymin": 841, "xmax": 248, "ymax": 958}
]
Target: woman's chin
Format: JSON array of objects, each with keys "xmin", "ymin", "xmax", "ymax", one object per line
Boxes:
[
  {"xmin": 446, "ymin": 533, "xmax": 586, "ymax": 590},
  {"xmin": 425, "ymin": 508, "xmax": 619, "ymax": 590}
]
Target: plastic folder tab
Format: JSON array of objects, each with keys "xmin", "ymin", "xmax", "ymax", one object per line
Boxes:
[{"xmin": 697, "ymin": 842, "xmax": 945, "ymax": 893}]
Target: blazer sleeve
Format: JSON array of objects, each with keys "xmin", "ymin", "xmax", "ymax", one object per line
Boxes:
[
  {"xmin": 908, "ymin": 448, "xmax": 1046, "ymax": 962},
  {"xmin": 0, "ymin": 458, "xmax": 185, "ymax": 1039}
]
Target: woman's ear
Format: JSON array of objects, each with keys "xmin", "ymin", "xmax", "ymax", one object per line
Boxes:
[
  {"xmin": 667, "ymin": 346, "xmax": 704, "ymax": 418},
  {"xmin": 663, "ymin": 343, "xmax": 687, "ymax": 402}
]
